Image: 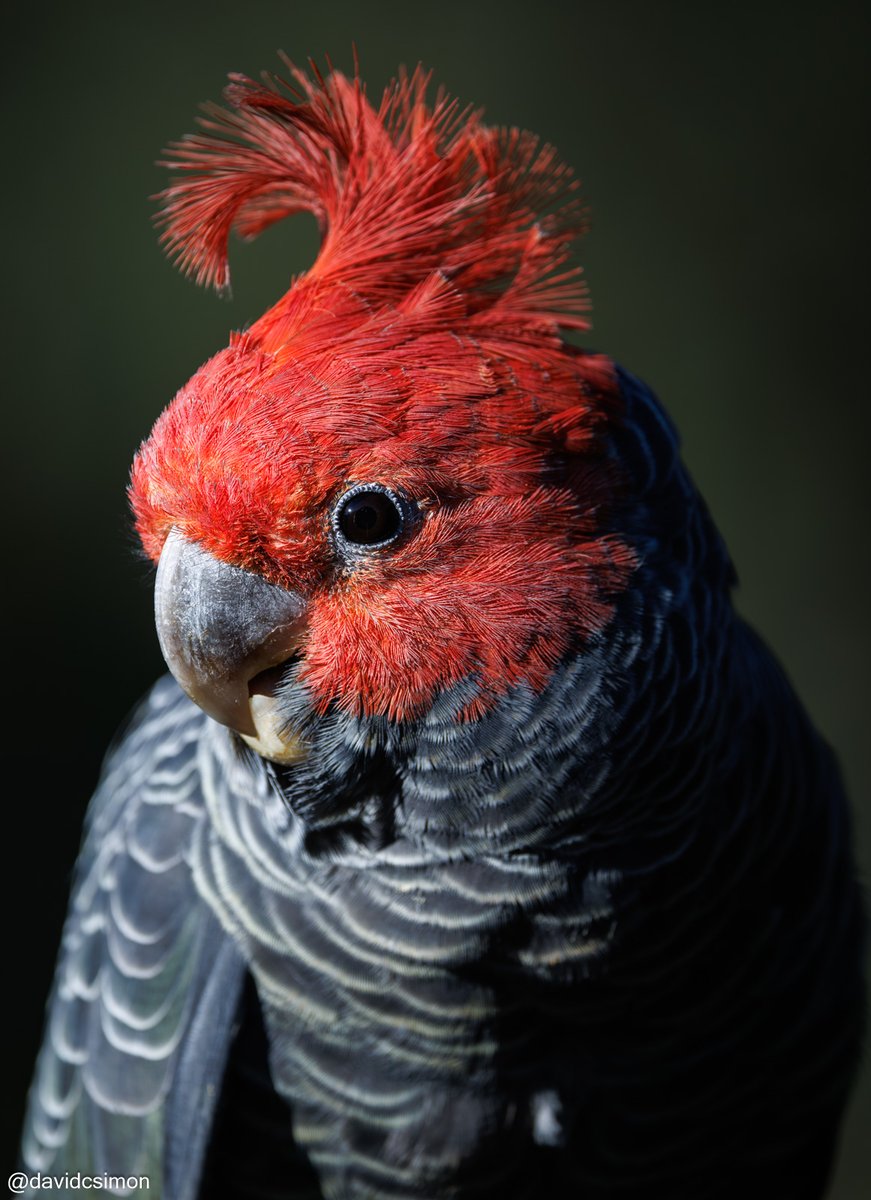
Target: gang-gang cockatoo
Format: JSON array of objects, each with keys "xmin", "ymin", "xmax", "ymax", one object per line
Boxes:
[{"xmin": 21, "ymin": 56, "xmax": 865, "ymax": 1200}]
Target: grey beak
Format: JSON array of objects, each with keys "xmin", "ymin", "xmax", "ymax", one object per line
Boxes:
[{"xmin": 155, "ymin": 528, "xmax": 307, "ymax": 736}]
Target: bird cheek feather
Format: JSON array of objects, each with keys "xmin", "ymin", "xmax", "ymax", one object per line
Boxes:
[{"xmin": 300, "ymin": 496, "xmax": 636, "ymax": 722}]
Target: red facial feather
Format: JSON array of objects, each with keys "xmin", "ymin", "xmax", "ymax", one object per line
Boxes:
[{"xmin": 130, "ymin": 58, "xmax": 637, "ymax": 721}]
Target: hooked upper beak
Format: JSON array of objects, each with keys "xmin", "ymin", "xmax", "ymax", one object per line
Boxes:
[{"xmin": 154, "ymin": 527, "xmax": 308, "ymax": 763}]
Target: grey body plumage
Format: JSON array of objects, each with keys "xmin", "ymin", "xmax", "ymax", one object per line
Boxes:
[{"xmin": 22, "ymin": 374, "xmax": 865, "ymax": 1198}]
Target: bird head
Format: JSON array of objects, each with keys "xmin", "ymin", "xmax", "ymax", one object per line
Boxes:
[{"xmin": 130, "ymin": 60, "xmax": 637, "ymax": 767}]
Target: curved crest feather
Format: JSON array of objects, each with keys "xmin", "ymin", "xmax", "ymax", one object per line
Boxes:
[{"xmin": 156, "ymin": 56, "xmax": 590, "ymax": 333}]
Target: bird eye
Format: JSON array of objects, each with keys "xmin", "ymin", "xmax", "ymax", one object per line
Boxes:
[{"xmin": 334, "ymin": 486, "xmax": 404, "ymax": 547}]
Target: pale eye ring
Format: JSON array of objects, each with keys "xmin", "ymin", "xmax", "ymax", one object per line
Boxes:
[{"xmin": 332, "ymin": 484, "xmax": 406, "ymax": 549}]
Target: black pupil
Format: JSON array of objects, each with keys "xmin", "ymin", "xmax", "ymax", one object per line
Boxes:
[{"xmin": 339, "ymin": 491, "xmax": 401, "ymax": 545}]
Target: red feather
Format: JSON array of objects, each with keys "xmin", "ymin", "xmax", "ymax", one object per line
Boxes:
[
  {"xmin": 134, "ymin": 58, "xmax": 636, "ymax": 722},
  {"xmin": 156, "ymin": 59, "xmax": 589, "ymax": 332}
]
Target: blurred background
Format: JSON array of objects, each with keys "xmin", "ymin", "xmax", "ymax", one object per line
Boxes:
[{"xmin": 4, "ymin": 1, "xmax": 868, "ymax": 1193}]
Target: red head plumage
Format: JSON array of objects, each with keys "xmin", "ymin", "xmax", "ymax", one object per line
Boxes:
[
  {"xmin": 157, "ymin": 58, "xmax": 589, "ymax": 318},
  {"xmin": 131, "ymin": 58, "xmax": 636, "ymax": 722}
]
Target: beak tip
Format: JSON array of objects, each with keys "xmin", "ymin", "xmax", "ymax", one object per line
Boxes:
[{"xmin": 188, "ymin": 680, "xmax": 259, "ymax": 738}]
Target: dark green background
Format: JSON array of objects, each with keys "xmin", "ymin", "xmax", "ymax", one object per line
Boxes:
[{"xmin": 4, "ymin": 2, "xmax": 869, "ymax": 1193}]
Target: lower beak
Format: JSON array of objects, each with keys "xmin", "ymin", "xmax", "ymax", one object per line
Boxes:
[{"xmin": 154, "ymin": 527, "xmax": 308, "ymax": 763}]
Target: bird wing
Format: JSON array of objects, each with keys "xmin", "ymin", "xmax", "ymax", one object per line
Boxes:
[{"xmin": 21, "ymin": 676, "xmax": 246, "ymax": 1200}]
